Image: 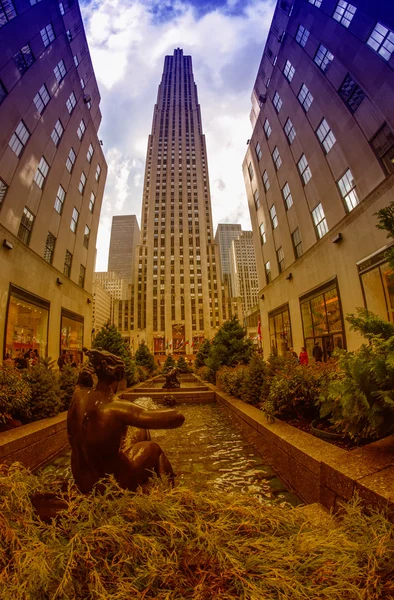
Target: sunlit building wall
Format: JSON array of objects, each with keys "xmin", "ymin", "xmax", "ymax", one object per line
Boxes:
[
  {"xmin": 107, "ymin": 215, "xmax": 140, "ymax": 287},
  {"xmin": 243, "ymin": 0, "xmax": 394, "ymax": 360},
  {"xmin": 0, "ymin": 0, "xmax": 107, "ymax": 362}
]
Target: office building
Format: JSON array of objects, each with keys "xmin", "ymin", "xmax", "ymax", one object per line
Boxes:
[
  {"xmin": 243, "ymin": 0, "xmax": 394, "ymax": 360},
  {"xmin": 132, "ymin": 48, "xmax": 223, "ymax": 355},
  {"xmin": 230, "ymin": 230, "xmax": 260, "ymax": 316},
  {"xmin": 215, "ymin": 223, "xmax": 242, "ymax": 296},
  {"xmin": 92, "ymin": 280, "xmax": 111, "ymax": 336},
  {"xmin": 107, "ymin": 214, "xmax": 140, "ymax": 286},
  {"xmin": 0, "ymin": 0, "xmax": 107, "ymax": 362},
  {"xmin": 93, "ymin": 271, "xmax": 128, "ymax": 301}
]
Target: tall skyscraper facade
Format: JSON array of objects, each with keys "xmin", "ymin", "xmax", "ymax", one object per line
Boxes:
[
  {"xmin": 0, "ymin": 0, "xmax": 107, "ymax": 362},
  {"xmin": 243, "ymin": 0, "xmax": 394, "ymax": 359},
  {"xmin": 230, "ymin": 231, "xmax": 259, "ymax": 316},
  {"xmin": 107, "ymin": 215, "xmax": 140, "ymax": 286},
  {"xmin": 132, "ymin": 48, "xmax": 223, "ymax": 355},
  {"xmin": 215, "ymin": 223, "xmax": 242, "ymax": 296}
]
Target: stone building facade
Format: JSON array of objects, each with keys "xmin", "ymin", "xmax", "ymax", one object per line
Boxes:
[{"xmin": 243, "ymin": 0, "xmax": 394, "ymax": 360}]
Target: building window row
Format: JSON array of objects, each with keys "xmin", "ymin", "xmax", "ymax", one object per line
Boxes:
[
  {"xmin": 33, "ymin": 84, "xmax": 50, "ymax": 114},
  {"xmin": 1, "ymin": 0, "xmax": 17, "ymax": 26},
  {"xmin": 33, "ymin": 156, "xmax": 49, "ymax": 188},
  {"xmin": 54, "ymin": 59, "xmax": 66, "ymax": 82},
  {"xmin": 316, "ymin": 118, "xmax": 336, "ymax": 153},
  {"xmin": 333, "ymin": 1, "xmax": 357, "ymax": 28},
  {"xmin": 40, "ymin": 23, "xmax": 55, "ymax": 47},
  {"xmin": 14, "ymin": 44, "xmax": 34, "ymax": 75},
  {"xmin": 283, "ymin": 60, "xmax": 295, "ymax": 82},
  {"xmin": 314, "ymin": 44, "xmax": 334, "ymax": 73},
  {"xmin": 9, "ymin": 121, "xmax": 30, "ymax": 157}
]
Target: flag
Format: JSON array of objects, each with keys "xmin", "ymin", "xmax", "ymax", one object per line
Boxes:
[
  {"xmin": 185, "ymin": 339, "xmax": 189, "ymax": 345},
  {"xmin": 179, "ymin": 339, "xmax": 184, "ymax": 348},
  {"xmin": 257, "ymin": 319, "xmax": 261, "ymax": 340},
  {"xmin": 169, "ymin": 340, "xmax": 172, "ymax": 347},
  {"xmin": 191, "ymin": 340, "xmax": 194, "ymax": 348}
]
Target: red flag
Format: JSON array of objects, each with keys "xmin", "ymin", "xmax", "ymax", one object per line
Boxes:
[{"xmin": 257, "ymin": 319, "xmax": 261, "ymax": 339}]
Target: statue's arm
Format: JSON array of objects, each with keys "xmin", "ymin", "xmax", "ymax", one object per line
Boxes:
[{"xmin": 103, "ymin": 400, "xmax": 185, "ymax": 430}]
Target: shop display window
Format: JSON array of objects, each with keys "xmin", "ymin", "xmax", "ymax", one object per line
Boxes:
[
  {"xmin": 268, "ymin": 304, "xmax": 292, "ymax": 355},
  {"xmin": 5, "ymin": 286, "xmax": 49, "ymax": 359},
  {"xmin": 361, "ymin": 261, "xmax": 394, "ymax": 323},
  {"xmin": 60, "ymin": 309, "xmax": 84, "ymax": 366}
]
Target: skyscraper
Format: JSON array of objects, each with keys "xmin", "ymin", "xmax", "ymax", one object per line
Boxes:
[
  {"xmin": 243, "ymin": 0, "xmax": 394, "ymax": 358},
  {"xmin": 0, "ymin": 0, "xmax": 107, "ymax": 362},
  {"xmin": 132, "ymin": 48, "xmax": 223, "ymax": 355},
  {"xmin": 215, "ymin": 223, "xmax": 242, "ymax": 296},
  {"xmin": 107, "ymin": 215, "xmax": 140, "ymax": 286},
  {"xmin": 230, "ymin": 231, "xmax": 259, "ymax": 316}
]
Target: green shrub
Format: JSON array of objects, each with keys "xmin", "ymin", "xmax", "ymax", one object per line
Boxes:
[
  {"xmin": 135, "ymin": 342, "xmax": 157, "ymax": 374},
  {"xmin": 22, "ymin": 360, "xmax": 62, "ymax": 421},
  {"xmin": 59, "ymin": 364, "xmax": 79, "ymax": 411},
  {"xmin": 319, "ymin": 338, "xmax": 394, "ymax": 441},
  {"xmin": 261, "ymin": 354, "xmax": 296, "ymax": 401},
  {"xmin": 0, "ymin": 365, "xmax": 31, "ymax": 423},
  {"xmin": 176, "ymin": 356, "xmax": 191, "ymax": 374},
  {"xmin": 216, "ymin": 365, "xmax": 248, "ymax": 398},
  {"xmin": 194, "ymin": 340, "xmax": 211, "ymax": 370},
  {"xmin": 347, "ymin": 307, "xmax": 394, "ymax": 342},
  {"xmin": 206, "ymin": 317, "xmax": 254, "ymax": 375},
  {"xmin": 162, "ymin": 354, "xmax": 176, "ymax": 374},
  {"xmin": 196, "ymin": 366, "xmax": 215, "ymax": 383},
  {"xmin": 92, "ymin": 322, "xmax": 135, "ymax": 386},
  {"xmin": 240, "ymin": 354, "xmax": 266, "ymax": 405}
]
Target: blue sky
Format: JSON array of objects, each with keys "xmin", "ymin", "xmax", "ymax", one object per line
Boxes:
[{"xmin": 80, "ymin": 0, "xmax": 275, "ymax": 271}]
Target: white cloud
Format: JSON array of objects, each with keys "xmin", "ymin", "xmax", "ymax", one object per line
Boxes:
[{"xmin": 81, "ymin": 0, "xmax": 275, "ymax": 270}]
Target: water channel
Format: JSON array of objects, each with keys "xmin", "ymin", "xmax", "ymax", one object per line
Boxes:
[{"xmin": 40, "ymin": 401, "xmax": 301, "ymax": 506}]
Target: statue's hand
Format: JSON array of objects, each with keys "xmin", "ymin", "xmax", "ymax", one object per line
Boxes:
[{"xmin": 103, "ymin": 400, "xmax": 185, "ymax": 430}]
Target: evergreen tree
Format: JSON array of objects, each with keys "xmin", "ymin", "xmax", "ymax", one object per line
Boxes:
[
  {"xmin": 162, "ymin": 354, "xmax": 176, "ymax": 373},
  {"xmin": 240, "ymin": 354, "xmax": 267, "ymax": 405},
  {"xmin": 176, "ymin": 355, "xmax": 190, "ymax": 374},
  {"xmin": 22, "ymin": 360, "xmax": 62, "ymax": 421},
  {"xmin": 135, "ymin": 341, "xmax": 157, "ymax": 374},
  {"xmin": 194, "ymin": 339, "xmax": 211, "ymax": 370},
  {"xmin": 59, "ymin": 364, "xmax": 79, "ymax": 411},
  {"xmin": 206, "ymin": 317, "xmax": 254, "ymax": 375},
  {"xmin": 376, "ymin": 202, "xmax": 394, "ymax": 270},
  {"xmin": 92, "ymin": 322, "xmax": 136, "ymax": 386}
]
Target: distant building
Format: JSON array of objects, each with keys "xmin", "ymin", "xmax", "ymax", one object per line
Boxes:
[
  {"xmin": 243, "ymin": 0, "xmax": 394, "ymax": 360},
  {"xmin": 0, "ymin": 0, "xmax": 107, "ymax": 363},
  {"xmin": 94, "ymin": 271, "xmax": 127, "ymax": 301},
  {"xmin": 92, "ymin": 280, "xmax": 111, "ymax": 336},
  {"xmin": 107, "ymin": 215, "xmax": 140, "ymax": 287},
  {"xmin": 230, "ymin": 231, "xmax": 260, "ymax": 316},
  {"xmin": 215, "ymin": 223, "xmax": 242, "ymax": 296}
]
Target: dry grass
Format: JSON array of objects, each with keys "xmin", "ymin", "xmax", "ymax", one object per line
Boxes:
[{"xmin": 0, "ymin": 463, "xmax": 393, "ymax": 599}]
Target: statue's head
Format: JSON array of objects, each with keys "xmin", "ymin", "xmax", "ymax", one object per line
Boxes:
[{"xmin": 83, "ymin": 348, "xmax": 125, "ymax": 382}]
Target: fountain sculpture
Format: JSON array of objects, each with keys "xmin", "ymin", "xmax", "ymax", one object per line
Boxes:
[{"xmin": 162, "ymin": 367, "xmax": 181, "ymax": 389}]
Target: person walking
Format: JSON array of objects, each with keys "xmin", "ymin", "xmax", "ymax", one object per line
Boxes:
[
  {"xmin": 299, "ymin": 347, "xmax": 309, "ymax": 365},
  {"xmin": 313, "ymin": 341, "xmax": 323, "ymax": 363}
]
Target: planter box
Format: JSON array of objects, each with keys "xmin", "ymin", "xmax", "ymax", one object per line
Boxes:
[{"xmin": 0, "ymin": 412, "xmax": 68, "ymax": 471}]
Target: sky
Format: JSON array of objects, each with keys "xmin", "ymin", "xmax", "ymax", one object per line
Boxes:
[{"xmin": 80, "ymin": 0, "xmax": 275, "ymax": 271}]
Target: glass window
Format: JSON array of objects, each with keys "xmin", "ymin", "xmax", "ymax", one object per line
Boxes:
[
  {"xmin": 370, "ymin": 123, "xmax": 394, "ymax": 174},
  {"xmin": 333, "ymin": 1, "xmax": 356, "ymax": 27},
  {"xmin": 33, "ymin": 84, "xmax": 50, "ymax": 114},
  {"xmin": 70, "ymin": 207, "xmax": 79, "ymax": 232},
  {"xmin": 263, "ymin": 170, "xmax": 270, "ymax": 191},
  {"xmin": 44, "ymin": 232, "xmax": 56, "ymax": 263},
  {"xmin": 260, "ymin": 221, "xmax": 266, "ymax": 244},
  {"xmin": 5, "ymin": 287, "xmax": 49, "ymax": 360},
  {"xmin": 298, "ymin": 83, "xmax": 313, "ymax": 111},
  {"xmin": 64, "ymin": 250, "xmax": 72, "ymax": 277},
  {"xmin": 300, "ymin": 283, "xmax": 344, "ymax": 358},
  {"xmin": 338, "ymin": 73, "xmax": 366, "ymax": 112},
  {"xmin": 33, "ymin": 157, "xmax": 49, "ymax": 188},
  {"xmin": 18, "ymin": 207, "xmax": 34, "ymax": 245},
  {"xmin": 367, "ymin": 22, "xmax": 394, "ymax": 62},
  {"xmin": 314, "ymin": 44, "xmax": 334, "ymax": 72},
  {"xmin": 284, "ymin": 118, "xmax": 296, "ymax": 144},
  {"xmin": 77, "ymin": 119, "xmax": 86, "ymax": 139},
  {"xmin": 263, "ymin": 119, "xmax": 272, "ymax": 138},
  {"xmin": 73, "ymin": 54, "xmax": 79, "ymax": 67},
  {"xmin": 9, "ymin": 121, "xmax": 29, "ymax": 157},
  {"xmin": 86, "ymin": 143, "xmax": 94, "ymax": 163},
  {"xmin": 66, "ymin": 92, "xmax": 76, "ymax": 113},
  {"xmin": 297, "ymin": 154, "xmax": 312, "ymax": 184},
  {"xmin": 66, "ymin": 148, "xmax": 76, "ymax": 172},
  {"xmin": 253, "ymin": 189, "xmax": 260, "ymax": 210},
  {"xmin": 361, "ymin": 261, "xmax": 394, "ymax": 323},
  {"xmin": 255, "ymin": 142, "xmax": 262, "ymax": 161},
  {"xmin": 292, "ymin": 227, "xmax": 303, "ymax": 258},
  {"xmin": 337, "ymin": 168, "xmax": 359, "ymax": 212},
  {"xmin": 269, "ymin": 304, "xmax": 292, "ymax": 356},
  {"xmin": 277, "ymin": 246, "xmax": 285, "ymax": 273},
  {"xmin": 0, "ymin": 79, "xmax": 7, "ymax": 105},
  {"xmin": 270, "ymin": 204, "xmax": 278, "ymax": 229},
  {"xmin": 83, "ymin": 225, "xmax": 90, "ymax": 249},
  {"xmin": 54, "ymin": 185, "xmax": 65, "ymax": 213},
  {"xmin": 283, "ymin": 60, "xmax": 295, "ymax": 82},
  {"xmin": 40, "ymin": 23, "xmax": 55, "ymax": 47},
  {"xmin": 309, "ymin": 0, "xmax": 322, "ymax": 6},
  {"xmin": 54, "ymin": 59, "xmax": 66, "ymax": 82},
  {"xmin": 59, "ymin": 2, "xmax": 64, "ymax": 14},
  {"xmin": 95, "ymin": 163, "xmax": 101, "ymax": 181},
  {"xmin": 282, "ymin": 182, "xmax": 293, "ymax": 210},
  {"xmin": 60, "ymin": 309, "xmax": 84, "ymax": 365},
  {"xmin": 272, "ymin": 146, "xmax": 282, "ymax": 170},
  {"xmin": 296, "ymin": 25, "xmax": 309, "ymax": 47},
  {"xmin": 248, "ymin": 162, "xmax": 254, "ymax": 180},
  {"xmin": 78, "ymin": 171, "xmax": 86, "ymax": 194},
  {"xmin": 0, "ymin": 0, "xmax": 17, "ymax": 27},
  {"xmin": 316, "ymin": 118, "xmax": 336, "ymax": 153},
  {"xmin": 79, "ymin": 265, "xmax": 86, "ymax": 288},
  {"xmin": 273, "ymin": 91, "xmax": 282, "ymax": 112},
  {"xmin": 51, "ymin": 119, "xmax": 64, "ymax": 145},
  {"xmin": 0, "ymin": 178, "xmax": 8, "ymax": 206},
  {"xmin": 14, "ymin": 45, "xmax": 34, "ymax": 75},
  {"xmin": 89, "ymin": 191, "xmax": 96, "ymax": 212},
  {"xmin": 265, "ymin": 261, "xmax": 272, "ymax": 283},
  {"xmin": 312, "ymin": 203, "xmax": 328, "ymax": 238}
]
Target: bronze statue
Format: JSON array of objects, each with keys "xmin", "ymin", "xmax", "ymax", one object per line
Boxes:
[
  {"xmin": 67, "ymin": 348, "xmax": 185, "ymax": 493},
  {"xmin": 163, "ymin": 367, "xmax": 180, "ymax": 389}
]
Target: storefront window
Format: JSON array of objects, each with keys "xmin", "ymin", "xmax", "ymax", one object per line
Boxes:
[
  {"xmin": 5, "ymin": 286, "xmax": 49, "ymax": 359},
  {"xmin": 268, "ymin": 304, "xmax": 292, "ymax": 355},
  {"xmin": 60, "ymin": 309, "xmax": 84, "ymax": 366},
  {"xmin": 361, "ymin": 261, "xmax": 394, "ymax": 323}
]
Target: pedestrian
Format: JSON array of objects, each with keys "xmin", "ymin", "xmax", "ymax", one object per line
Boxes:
[
  {"xmin": 299, "ymin": 347, "xmax": 309, "ymax": 365},
  {"xmin": 4, "ymin": 353, "xmax": 14, "ymax": 367},
  {"xmin": 57, "ymin": 350, "xmax": 67, "ymax": 371},
  {"xmin": 313, "ymin": 341, "xmax": 323, "ymax": 363},
  {"xmin": 288, "ymin": 347, "xmax": 299, "ymax": 361}
]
